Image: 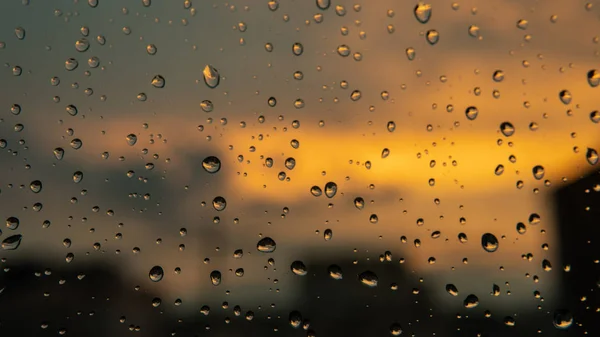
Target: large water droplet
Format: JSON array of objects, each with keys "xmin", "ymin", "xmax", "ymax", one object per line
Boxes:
[
  {"xmin": 354, "ymin": 197, "xmax": 365, "ymax": 209},
  {"xmin": 75, "ymin": 39, "xmax": 90, "ymax": 52},
  {"xmin": 149, "ymin": 266, "xmax": 164, "ymax": 282},
  {"xmin": 30, "ymin": 180, "xmax": 42, "ymax": 193},
  {"xmin": 210, "ymin": 270, "xmax": 222, "ymax": 286},
  {"xmin": 463, "ymin": 294, "xmax": 479, "ymax": 308},
  {"xmin": 65, "ymin": 58, "xmax": 79, "ymax": 71},
  {"xmin": 66, "ymin": 105, "xmax": 78, "ymax": 116},
  {"xmin": 292, "ymin": 42, "xmax": 303, "ymax": 56},
  {"xmin": 290, "ymin": 261, "xmax": 307, "ymax": 276},
  {"xmin": 446, "ymin": 284, "xmax": 459, "ymax": 296},
  {"xmin": 316, "ymin": 0, "xmax": 330, "ymax": 10},
  {"xmin": 328, "ymin": 264, "xmax": 343, "ymax": 280},
  {"xmin": 310, "ymin": 186, "xmax": 322, "ymax": 197},
  {"xmin": 337, "ymin": 44, "xmax": 350, "ymax": 57},
  {"xmin": 587, "ymin": 69, "xmax": 599, "ymax": 87},
  {"xmin": 390, "ymin": 323, "xmax": 403, "ymax": 336},
  {"xmin": 358, "ymin": 270, "xmax": 378, "ymax": 287},
  {"xmin": 70, "ymin": 138, "xmax": 82, "ymax": 149},
  {"xmin": 465, "ymin": 106, "xmax": 478, "ymax": 120},
  {"xmin": 414, "ymin": 3, "xmax": 432, "ymax": 23},
  {"xmin": 257, "ymin": 237, "xmax": 276, "ymax": 253},
  {"xmin": 2, "ymin": 234, "xmax": 22, "ymax": 250},
  {"xmin": 553, "ymin": 310, "xmax": 573, "ymax": 329},
  {"xmin": 151, "ymin": 75, "xmax": 165, "ymax": 88},
  {"xmin": 481, "ymin": 233, "xmax": 498, "ymax": 252},
  {"xmin": 126, "ymin": 134, "xmax": 137, "ymax": 146},
  {"xmin": 532, "ymin": 165, "xmax": 545, "ymax": 180},
  {"xmin": 212, "ymin": 196, "xmax": 227, "ymax": 211},
  {"xmin": 202, "ymin": 156, "xmax": 221, "ymax": 173},
  {"xmin": 324, "ymin": 182, "xmax": 337, "ymax": 198},
  {"xmin": 559, "ymin": 90, "xmax": 572, "ymax": 104},
  {"xmin": 289, "ymin": 311, "xmax": 302, "ymax": 328},
  {"xmin": 53, "ymin": 148, "xmax": 65, "ymax": 160},
  {"xmin": 203, "ymin": 65, "xmax": 220, "ymax": 89},
  {"xmin": 500, "ymin": 122, "xmax": 515, "ymax": 137},
  {"xmin": 586, "ymin": 148, "xmax": 598, "ymax": 165}
]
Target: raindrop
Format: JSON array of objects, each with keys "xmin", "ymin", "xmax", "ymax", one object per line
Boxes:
[
  {"xmin": 6, "ymin": 217, "xmax": 19, "ymax": 230},
  {"xmin": 210, "ymin": 270, "xmax": 222, "ymax": 286},
  {"xmin": 66, "ymin": 105, "xmax": 78, "ymax": 116},
  {"xmin": 468, "ymin": 25, "xmax": 480, "ymax": 38},
  {"xmin": 414, "ymin": 3, "xmax": 432, "ymax": 23},
  {"xmin": 65, "ymin": 58, "xmax": 79, "ymax": 71},
  {"xmin": 358, "ymin": 270, "xmax": 378, "ymax": 287},
  {"xmin": 149, "ymin": 266, "xmax": 164, "ymax": 282},
  {"xmin": 146, "ymin": 44, "xmax": 157, "ymax": 55},
  {"xmin": 292, "ymin": 42, "xmax": 304, "ymax": 56},
  {"xmin": 586, "ymin": 148, "xmax": 598, "ymax": 165},
  {"xmin": 542, "ymin": 259, "xmax": 552, "ymax": 271},
  {"xmin": 495, "ymin": 165, "xmax": 504, "ymax": 176},
  {"xmin": 390, "ymin": 323, "xmax": 403, "ymax": 336},
  {"xmin": 559, "ymin": 90, "xmax": 572, "ymax": 104},
  {"xmin": 316, "ymin": 0, "xmax": 330, "ymax": 10},
  {"xmin": 350, "ymin": 90, "xmax": 361, "ymax": 101},
  {"xmin": 481, "ymin": 233, "xmax": 499, "ymax": 252},
  {"xmin": 15, "ymin": 27, "xmax": 26, "ymax": 40},
  {"xmin": 382, "ymin": 148, "xmax": 390, "ymax": 158},
  {"xmin": 463, "ymin": 294, "xmax": 479, "ymax": 308},
  {"xmin": 75, "ymin": 39, "xmax": 90, "ymax": 52},
  {"xmin": 70, "ymin": 138, "xmax": 82, "ymax": 149},
  {"xmin": 2, "ymin": 234, "xmax": 22, "ymax": 250},
  {"xmin": 126, "ymin": 134, "xmax": 137, "ymax": 146},
  {"xmin": 53, "ymin": 148, "xmax": 65, "ymax": 160},
  {"xmin": 493, "ymin": 70, "xmax": 504, "ymax": 82},
  {"xmin": 285, "ymin": 157, "xmax": 296, "ymax": 170},
  {"xmin": 354, "ymin": 197, "xmax": 365, "ymax": 209},
  {"xmin": 590, "ymin": 111, "xmax": 600, "ymax": 123},
  {"xmin": 290, "ymin": 261, "xmax": 307, "ymax": 276},
  {"xmin": 406, "ymin": 47, "xmax": 415, "ymax": 60},
  {"xmin": 324, "ymin": 229, "xmax": 333, "ymax": 241},
  {"xmin": 203, "ymin": 65, "xmax": 220, "ymax": 89},
  {"xmin": 337, "ymin": 45, "xmax": 350, "ymax": 57},
  {"xmin": 151, "ymin": 75, "xmax": 165, "ymax": 88},
  {"xmin": 324, "ymin": 182, "xmax": 337, "ymax": 198},
  {"xmin": 553, "ymin": 310, "xmax": 573, "ymax": 330},
  {"xmin": 465, "ymin": 106, "xmax": 478, "ymax": 120},
  {"xmin": 387, "ymin": 121, "xmax": 396, "ymax": 132},
  {"xmin": 446, "ymin": 284, "xmax": 459, "ymax": 296},
  {"xmin": 200, "ymin": 100, "xmax": 214, "ymax": 112},
  {"xmin": 532, "ymin": 165, "xmax": 545, "ymax": 180},
  {"xmin": 426, "ymin": 30, "xmax": 439, "ymax": 45},
  {"xmin": 202, "ymin": 156, "xmax": 221, "ymax": 173},
  {"xmin": 587, "ymin": 69, "xmax": 599, "ymax": 87},
  {"xmin": 500, "ymin": 122, "xmax": 515, "ymax": 137},
  {"xmin": 88, "ymin": 0, "xmax": 98, "ymax": 7},
  {"xmin": 212, "ymin": 196, "xmax": 227, "ymax": 211},
  {"xmin": 328, "ymin": 264, "xmax": 343, "ymax": 280},
  {"xmin": 30, "ymin": 180, "xmax": 42, "ymax": 193},
  {"xmin": 289, "ymin": 311, "xmax": 302, "ymax": 328},
  {"xmin": 73, "ymin": 171, "xmax": 83, "ymax": 183},
  {"xmin": 310, "ymin": 186, "xmax": 323, "ymax": 197},
  {"xmin": 504, "ymin": 316, "xmax": 515, "ymax": 327},
  {"xmin": 257, "ymin": 237, "xmax": 276, "ymax": 253},
  {"xmin": 458, "ymin": 233, "xmax": 468, "ymax": 243},
  {"xmin": 516, "ymin": 222, "xmax": 526, "ymax": 234}
]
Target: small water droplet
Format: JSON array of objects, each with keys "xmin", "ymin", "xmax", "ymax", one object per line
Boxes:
[
  {"xmin": 151, "ymin": 75, "xmax": 165, "ymax": 88},
  {"xmin": 290, "ymin": 261, "xmax": 307, "ymax": 276},
  {"xmin": 328, "ymin": 264, "xmax": 343, "ymax": 280},
  {"xmin": 292, "ymin": 42, "xmax": 304, "ymax": 56},
  {"xmin": 126, "ymin": 134, "xmax": 137, "ymax": 146},
  {"xmin": 463, "ymin": 294, "xmax": 479, "ymax": 308},
  {"xmin": 354, "ymin": 197, "xmax": 365, "ymax": 209},
  {"xmin": 493, "ymin": 70, "xmax": 504, "ymax": 82},
  {"xmin": 446, "ymin": 284, "xmax": 459, "ymax": 296},
  {"xmin": 465, "ymin": 106, "xmax": 478, "ymax": 120},
  {"xmin": 30, "ymin": 180, "xmax": 42, "ymax": 193},
  {"xmin": 146, "ymin": 44, "xmax": 157, "ymax": 55},
  {"xmin": 358, "ymin": 270, "xmax": 378, "ymax": 287},
  {"xmin": 504, "ymin": 316, "xmax": 515, "ymax": 327},
  {"xmin": 481, "ymin": 233, "xmax": 499, "ymax": 252},
  {"xmin": 587, "ymin": 69, "xmax": 599, "ymax": 87},
  {"xmin": 65, "ymin": 58, "xmax": 79, "ymax": 71},
  {"xmin": 53, "ymin": 148, "xmax": 65, "ymax": 160},
  {"xmin": 6, "ymin": 217, "xmax": 19, "ymax": 230},
  {"xmin": 316, "ymin": 0, "xmax": 330, "ymax": 10},
  {"xmin": 559, "ymin": 90, "xmax": 572, "ymax": 104},
  {"xmin": 200, "ymin": 100, "xmax": 214, "ymax": 112},
  {"xmin": 310, "ymin": 186, "xmax": 322, "ymax": 197},
  {"xmin": 73, "ymin": 171, "xmax": 83, "ymax": 183},
  {"xmin": 426, "ymin": 30, "xmax": 439, "ymax": 45},
  {"xmin": 390, "ymin": 323, "xmax": 403, "ymax": 336},
  {"xmin": 15, "ymin": 27, "xmax": 26, "ymax": 40},
  {"xmin": 387, "ymin": 121, "xmax": 396, "ymax": 132},
  {"xmin": 212, "ymin": 196, "xmax": 227, "ymax": 211},
  {"xmin": 406, "ymin": 47, "xmax": 416, "ymax": 61},
  {"xmin": 382, "ymin": 148, "xmax": 390, "ymax": 158},
  {"xmin": 257, "ymin": 237, "xmax": 276, "ymax": 253},
  {"xmin": 500, "ymin": 122, "xmax": 515, "ymax": 137},
  {"xmin": 210, "ymin": 270, "xmax": 222, "ymax": 286},
  {"xmin": 70, "ymin": 138, "xmax": 82, "ymax": 149},
  {"xmin": 324, "ymin": 229, "xmax": 333, "ymax": 241},
  {"xmin": 532, "ymin": 165, "xmax": 545, "ymax": 180},
  {"xmin": 75, "ymin": 39, "xmax": 90, "ymax": 52},
  {"xmin": 337, "ymin": 44, "xmax": 350, "ymax": 57},
  {"xmin": 88, "ymin": 0, "xmax": 98, "ymax": 7},
  {"xmin": 203, "ymin": 65, "xmax": 220, "ymax": 89},
  {"xmin": 324, "ymin": 182, "xmax": 337, "ymax": 198},
  {"xmin": 586, "ymin": 148, "xmax": 598, "ymax": 165}
]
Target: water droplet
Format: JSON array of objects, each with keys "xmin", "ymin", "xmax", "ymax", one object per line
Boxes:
[
  {"xmin": 387, "ymin": 121, "xmax": 396, "ymax": 132},
  {"xmin": 504, "ymin": 316, "xmax": 516, "ymax": 327},
  {"xmin": 553, "ymin": 310, "xmax": 573, "ymax": 330},
  {"xmin": 257, "ymin": 237, "xmax": 276, "ymax": 253},
  {"xmin": 426, "ymin": 30, "xmax": 439, "ymax": 45},
  {"xmin": 73, "ymin": 171, "xmax": 83, "ymax": 183},
  {"xmin": 210, "ymin": 270, "xmax": 222, "ymax": 286},
  {"xmin": 559, "ymin": 90, "xmax": 572, "ymax": 104},
  {"xmin": 354, "ymin": 197, "xmax": 365, "ymax": 209},
  {"xmin": 151, "ymin": 75, "xmax": 165, "ymax": 88},
  {"xmin": 142, "ymin": 0, "xmax": 151, "ymax": 7},
  {"xmin": 65, "ymin": 58, "xmax": 79, "ymax": 71},
  {"xmin": 285, "ymin": 157, "xmax": 296, "ymax": 170},
  {"xmin": 328, "ymin": 264, "xmax": 343, "ymax": 280},
  {"xmin": 15, "ymin": 27, "xmax": 26, "ymax": 40},
  {"xmin": 6, "ymin": 217, "xmax": 19, "ymax": 230},
  {"xmin": 292, "ymin": 42, "xmax": 303, "ymax": 56},
  {"xmin": 463, "ymin": 294, "xmax": 479, "ymax": 308},
  {"xmin": 516, "ymin": 222, "xmax": 526, "ymax": 234},
  {"xmin": 202, "ymin": 65, "xmax": 220, "ymax": 89},
  {"xmin": 458, "ymin": 233, "xmax": 468, "ymax": 243},
  {"xmin": 406, "ymin": 47, "xmax": 416, "ymax": 60},
  {"xmin": 294, "ymin": 99, "xmax": 305, "ymax": 109},
  {"xmin": 350, "ymin": 90, "xmax": 362, "ymax": 101},
  {"xmin": 53, "ymin": 148, "xmax": 65, "ymax": 160},
  {"xmin": 493, "ymin": 70, "xmax": 504, "ymax": 82},
  {"xmin": 316, "ymin": 0, "xmax": 330, "ymax": 10},
  {"xmin": 88, "ymin": 0, "xmax": 98, "ymax": 7},
  {"xmin": 202, "ymin": 156, "xmax": 221, "ymax": 173},
  {"xmin": 212, "ymin": 196, "xmax": 227, "ymax": 211},
  {"xmin": 390, "ymin": 323, "xmax": 403, "ymax": 336},
  {"xmin": 324, "ymin": 182, "xmax": 337, "ymax": 198},
  {"xmin": 382, "ymin": 148, "xmax": 390, "ymax": 158},
  {"xmin": 200, "ymin": 100, "xmax": 214, "ymax": 112},
  {"xmin": 590, "ymin": 111, "xmax": 600, "ymax": 123},
  {"xmin": 267, "ymin": 1, "xmax": 279, "ymax": 11},
  {"xmin": 481, "ymin": 233, "xmax": 499, "ymax": 252},
  {"xmin": 495, "ymin": 164, "xmax": 504, "ymax": 176},
  {"xmin": 337, "ymin": 45, "xmax": 350, "ymax": 57},
  {"xmin": 446, "ymin": 284, "xmax": 459, "ymax": 296},
  {"xmin": 310, "ymin": 186, "xmax": 322, "ymax": 197},
  {"xmin": 149, "ymin": 266, "xmax": 164, "ymax": 282},
  {"xmin": 542, "ymin": 259, "xmax": 552, "ymax": 271},
  {"xmin": 586, "ymin": 148, "xmax": 598, "ymax": 165},
  {"xmin": 126, "ymin": 134, "xmax": 137, "ymax": 146},
  {"xmin": 75, "ymin": 39, "xmax": 90, "ymax": 52},
  {"xmin": 12, "ymin": 66, "xmax": 22, "ymax": 76},
  {"xmin": 369, "ymin": 214, "xmax": 378, "ymax": 224},
  {"xmin": 30, "ymin": 180, "xmax": 42, "ymax": 193},
  {"xmin": 324, "ymin": 229, "xmax": 333, "ymax": 241},
  {"xmin": 516, "ymin": 19, "xmax": 528, "ymax": 29},
  {"xmin": 290, "ymin": 261, "xmax": 307, "ymax": 276},
  {"xmin": 414, "ymin": 3, "xmax": 432, "ymax": 23},
  {"xmin": 465, "ymin": 106, "xmax": 478, "ymax": 120},
  {"xmin": 2, "ymin": 234, "xmax": 22, "ymax": 250},
  {"xmin": 500, "ymin": 122, "xmax": 515, "ymax": 137},
  {"xmin": 358, "ymin": 270, "xmax": 378, "ymax": 287},
  {"xmin": 146, "ymin": 44, "xmax": 157, "ymax": 55},
  {"xmin": 70, "ymin": 138, "xmax": 82, "ymax": 149},
  {"xmin": 587, "ymin": 69, "xmax": 599, "ymax": 87},
  {"xmin": 532, "ymin": 165, "xmax": 545, "ymax": 180},
  {"xmin": 468, "ymin": 25, "xmax": 480, "ymax": 38}
]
